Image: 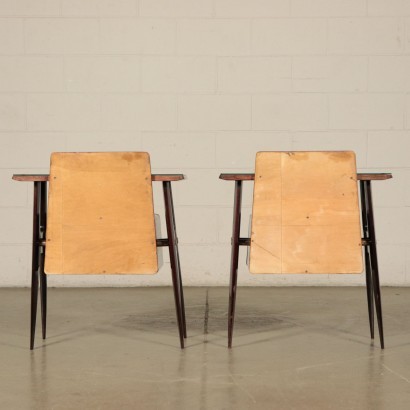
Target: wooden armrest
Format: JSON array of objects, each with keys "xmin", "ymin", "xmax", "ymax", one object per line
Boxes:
[
  {"xmin": 13, "ymin": 174, "xmax": 185, "ymax": 182},
  {"xmin": 219, "ymin": 173, "xmax": 254, "ymax": 181},
  {"xmin": 219, "ymin": 173, "xmax": 393, "ymax": 181},
  {"xmin": 12, "ymin": 174, "xmax": 49, "ymax": 182},
  {"xmin": 356, "ymin": 173, "xmax": 392, "ymax": 181},
  {"xmin": 152, "ymin": 174, "xmax": 185, "ymax": 181}
]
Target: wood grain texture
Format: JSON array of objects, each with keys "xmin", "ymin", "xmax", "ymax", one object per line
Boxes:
[
  {"xmin": 357, "ymin": 173, "xmax": 392, "ymax": 181},
  {"xmin": 219, "ymin": 173, "xmax": 255, "ymax": 181},
  {"xmin": 45, "ymin": 152, "xmax": 158, "ymax": 275},
  {"xmin": 12, "ymin": 174, "xmax": 49, "ymax": 182},
  {"xmin": 12, "ymin": 173, "xmax": 390, "ymax": 182},
  {"xmin": 152, "ymin": 174, "xmax": 185, "ymax": 181},
  {"xmin": 12, "ymin": 174, "xmax": 185, "ymax": 182},
  {"xmin": 250, "ymin": 151, "xmax": 363, "ymax": 274},
  {"xmin": 218, "ymin": 173, "xmax": 392, "ymax": 181}
]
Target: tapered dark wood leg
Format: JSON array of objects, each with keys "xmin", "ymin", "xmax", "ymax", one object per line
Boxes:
[
  {"xmin": 364, "ymin": 246, "xmax": 374, "ymax": 339},
  {"xmin": 176, "ymin": 250, "xmax": 187, "ymax": 338},
  {"xmin": 170, "ymin": 249, "xmax": 184, "ymax": 348},
  {"xmin": 370, "ymin": 250, "xmax": 384, "ymax": 349},
  {"xmin": 39, "ymin": 260, "xmax": 47, "ymax": 340},
  {"xmin": 163, "ymin": 181, "xmax": 185, "ymax": 348},
  {"xmin": 364, "ymin": 181, "xmax": 384, "ymax": 349},
  {"xmin": 39, "ymin": 181, "xmax": 47, "ymax": 340},
  {"xmin": 360, "ymin": 181, "xmax": 374, "ymax": 339},
  {"xmin": 167, "ymin": 180, "xmax": 187, "ymax": 338},
  {"xmin": 30, "ymin": 267, "xmax": 39, "ymax": 350},
  {"xmin": 228, "ymin": 181, "xmax": 242, "ymax": 348},
  {"xmin": 30, "ymin": 182, "xmax": 40, "ymax": 350}
]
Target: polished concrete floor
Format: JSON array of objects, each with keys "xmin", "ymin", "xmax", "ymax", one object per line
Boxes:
[{"xmin": 1, "ymin": 287, "xmax": 410, "ymax": 409}]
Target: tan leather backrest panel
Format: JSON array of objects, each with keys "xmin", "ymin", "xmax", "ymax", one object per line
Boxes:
[
  {"xmin": 250, "ymin": 151, "xmax": 363, "ymax": 274},
  {"xmin": 45, "ymin": 152, "xmax": 158, "ymax": 274}
]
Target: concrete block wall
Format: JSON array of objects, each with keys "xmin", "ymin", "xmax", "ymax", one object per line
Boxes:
[{"xmin": 1, "ymin": 0, "xmax": 409, "ymax": 287}]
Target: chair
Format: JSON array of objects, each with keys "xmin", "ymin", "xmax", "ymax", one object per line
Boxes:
[
  {"xmin": 12, "ymin": 152, "xmax": 186, "ymax": 349},
  {"xmin": 220, "ymin": 151, "xmax": 392, "ymax": 348}
]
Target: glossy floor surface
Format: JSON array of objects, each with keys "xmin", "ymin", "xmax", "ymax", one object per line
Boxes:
[{"xmin": 1, "ymin": 287, "xmax": 410, "ymax": 409}]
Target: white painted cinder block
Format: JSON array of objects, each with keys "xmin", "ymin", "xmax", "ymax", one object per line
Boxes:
[
  {"xmin": 405, "ymin": 19, "xmax": 410, "ymax": 54},
  {"xmin": 65, "ymin": 56, "xmax": 140, "ymax": 93},
  {"xmin": 252, "ymin": 94, "xmax": 328, "ymax": 130},
  {"xmin": 27, "ymin": 94, "xmax": 101, "ymax": 131},
  {"xmin": 367, "ymin": 132, "xmax": 410, "ymax": 168},
  {"xmin": 0, "ymin": 19, "xmax": 24, "ymax": 53},
  {"xmin": 0, "ymin": 2, "xmax": 409, "ymax": 287},
  {"xmin": 0, "ymin": 0, "xmax": 60, "ymax": 17},
  {"xmin": 101, "ymin": 19, "xmax": 176, "ymax": 55},
  {"xmin": 291, "ymin": 0, "xmax": 366, "ymax": 17},
  {"xmin": 177, "ymin": 20, "xmax": 251, "ymax": 56},
  {"xmin": 0, "ymin": 245, "xmax": 30, "ymax": 286},
  {"xmin": 140, "ymin": 0, "xmax": 213, "ymax": 18},
  {"xmin": 215, "ymin": 0, "xmax": 290, "ymax": 18},
  {"xmin": 369, "ymin": 168, "xmax": 408, "ymax": 207},
  {"xmin": 374, "ymin": 207, "xmax": 410, "ymax": 246},
  {"xmin": 368, "ymin": 56, "xmax": 410, "ymax": 92},
  {"xmin": 61, "ymin": 0, "xmax": 138, "ymax": 17},
  {"xmin": 178, "ymin": 244, "xmax": 230, "ymax": 286},
  {"xmin": 142, "ymin": 56, "xmax": 216, "ymax": 93},
  {"xmin": 101, "ymin": 95, "xmax": 177, "ymax": 131},
  {"xmin": 142, "ymin": 132, "xmax": 215, "ymax": 168},
  {"xmin": 0, "ymin": 208, "xmax": 32, "ymax": 244},
  {"xmin": 405, "ymin": 170, "xmax": 410, "ymax": 207},
  {"xmin": 368, "ymin": 0, "xmax": 410, "ymax": 16},
  {"xmin": 0, "ymin": 169, "xmax": 28, "ymax": 207},
  {"xmin": 328, "ymin": 18, "xmax": 403, "ymax": 55},
  {"xmin": 172, "ymin": 169, "xmax": 239, "ymax": 207},
  {"xmin": 0, "ymin": 94, "xmax": 26, "ymax": 130},
  {"xmin": 179, "ymin": 95, "xmax": 251, "ymax": 130},
  {"xmin": 100, "ymin": 19, "xmax": 141, "ymax": 54},
  {"xmin": 218, "ymin": 57, "xmax": 291, "ymax": 93},
  {"xmin": 0, "ymin": 133, "xmax": 66, "ymax": 168},
  {"xmin": 0, "ymin": 56, "xmax": 64, "ymax": 92},
  {"xmin": 65, "ymin": 133, "xmax": 142, "ymax": 152},
  {"xmin": 25, "ymin": 19, "xmax": 100, "ymax": 54},
  {"xmin": 292, "ymin": 56, "xmax": 367, "ymax": 92},
  {"xmin": 252, "ymin": 19, "xmax": 327, "ymax": 55},
  {"xmin": 328, "ymin": 94, "xmax": 404, "ymax": 130},
  {"xmin": 177, "ymin": 207, "xmax": 218, "ymax": 244}
]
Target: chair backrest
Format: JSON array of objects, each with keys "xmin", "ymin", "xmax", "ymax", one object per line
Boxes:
[
  {"xmin": 250, "ymin": 151, "xmax": 363, "ymax": 274},
  {"xmin": 45, "ymin": 152, "xmax": 158, "ymax": 274}
]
